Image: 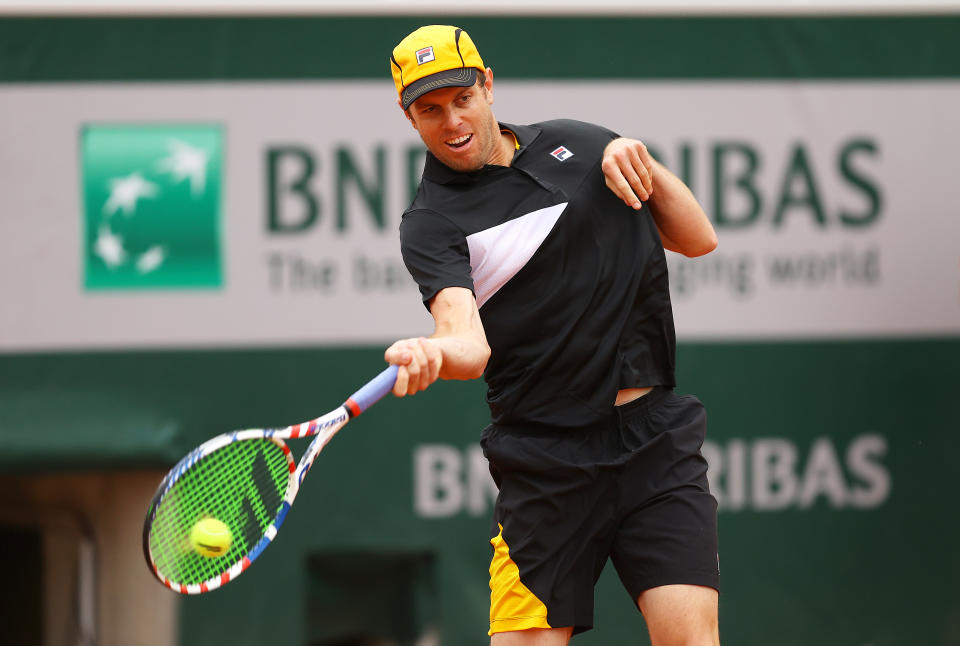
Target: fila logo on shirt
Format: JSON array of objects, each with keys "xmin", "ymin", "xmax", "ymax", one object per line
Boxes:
[
  {"xmin": 416, "ymin": 47, "xmax": 436, "ymax": 65},
  {"xmin": 550, "ymin": 146, "xmax": 574, "ymax": 162}
]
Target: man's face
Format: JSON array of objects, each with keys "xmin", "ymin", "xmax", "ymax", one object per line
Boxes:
[{"xmin": 405, "ymin": 71, "xmax": 501, "ymax": 173}]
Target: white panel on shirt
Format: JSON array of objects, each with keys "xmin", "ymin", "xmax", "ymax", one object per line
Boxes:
[{"xmin": 465, "ymin": 202, "xmax": 568, "ymax": 308}]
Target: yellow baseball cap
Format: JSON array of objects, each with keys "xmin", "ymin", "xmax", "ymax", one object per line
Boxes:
[{"xmin": 390, "ymin": 25, "xmax": 486, "ymax": 110}]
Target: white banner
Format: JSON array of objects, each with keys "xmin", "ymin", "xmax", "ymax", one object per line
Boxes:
[{"xmin": 1, "ymin": 80, "xmax": 958, "ymax": 351}]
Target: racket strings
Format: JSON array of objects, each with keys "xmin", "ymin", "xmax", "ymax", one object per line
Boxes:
[{"xmin": 148, "ymin": 438, "xmax": 291, "ymax": 586}]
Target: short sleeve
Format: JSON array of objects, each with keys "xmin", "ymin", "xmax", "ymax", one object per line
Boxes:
[
  {"xmin": 542, "ymin": 118, "xmax": 619, "ymax": 143},
  {"xmin": 597, "ymin": 124, "xmax": 621, "ymax": 141},
  {"xmin": 399, "ymin": 209, "xmax": 475, "ymax": 309}
]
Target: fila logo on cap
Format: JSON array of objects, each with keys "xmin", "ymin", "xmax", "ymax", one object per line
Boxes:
[
  {"xmin": 416, "ymin": 46, "xmax": 436, "ymax": 65},
  {"xmin": 550, "ymin": 146, "xmax": 574, "ymax": 162}
]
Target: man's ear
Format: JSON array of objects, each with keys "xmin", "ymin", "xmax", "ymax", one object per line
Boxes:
[
  {"xmin": 398, "ymin": 98, "xmax": 419, "ymax": 130},
  {"xmin": 482, "ymin": 67, "xmax": 495, "ymax": 105}
]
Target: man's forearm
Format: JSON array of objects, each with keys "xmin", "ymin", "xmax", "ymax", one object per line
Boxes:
[
  {"xmin": 600, "ymin": 137, "xmax": 717, "ymax": 257},
  {"xmin": 647, "ymin": 160, "xmax": 718, "ymax": 257},
  {"xmin": 428, "ymin": 286, "xmax": 491, "ymax": 381},
  {"xmin": 429, "ymin": 333, "xmax": 490, "ymax": 380}
]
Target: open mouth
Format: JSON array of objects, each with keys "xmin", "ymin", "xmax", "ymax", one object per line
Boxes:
[{"xmin": 446, "ymin": 134, "xmax": 473, "ymax": 149}]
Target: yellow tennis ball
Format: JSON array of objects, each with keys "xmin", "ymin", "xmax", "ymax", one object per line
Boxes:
[{"xmin": 190, "ymin": 517, "xmax": 232, "ymax": 558}]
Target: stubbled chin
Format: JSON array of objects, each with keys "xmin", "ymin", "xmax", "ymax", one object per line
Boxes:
[
  {"xmin": 443, "ymin": 155, "xmax": 483, "ymax": 172},
  {"xmin": 437, "ymin": 148, "xmax": 482, "ymax": 172}
]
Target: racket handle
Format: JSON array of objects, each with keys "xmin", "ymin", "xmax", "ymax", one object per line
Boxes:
[{"xmin": 344, "ymin": 364, "xmax": 399, "ymax": 417}]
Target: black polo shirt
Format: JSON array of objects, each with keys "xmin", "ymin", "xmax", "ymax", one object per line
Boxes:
[{"xmin": 400, "ymin": 119, "xmax": 676, "ymax": 428}]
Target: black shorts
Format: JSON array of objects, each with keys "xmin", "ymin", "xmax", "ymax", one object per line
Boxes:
[{"xmin": 480, "ymin": 387, "xmax": 719, "ymax": 636}]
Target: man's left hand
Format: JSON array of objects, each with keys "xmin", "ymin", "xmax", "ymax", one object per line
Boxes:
[{"xmin": 602, "ymin": 138, "xmax": 655, "ymax": 210}]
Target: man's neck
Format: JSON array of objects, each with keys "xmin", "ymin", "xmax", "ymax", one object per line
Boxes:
[{"xmin": 485, "ymin": 123, "xmax": 516, "ymax": 168}]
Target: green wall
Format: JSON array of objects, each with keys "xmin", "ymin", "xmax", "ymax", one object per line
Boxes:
[
  {"xmin": 2, "ymin": 15, "xmax": 960, "ymax": 82},
  {"xmin": 3, "ymin": 339, "xmax": 958, "ymax": 644}
]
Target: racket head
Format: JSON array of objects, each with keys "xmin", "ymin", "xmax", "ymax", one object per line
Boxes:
[{"xmin": 143, "ymin": 431, "xmax": 295, "ymax": 594}]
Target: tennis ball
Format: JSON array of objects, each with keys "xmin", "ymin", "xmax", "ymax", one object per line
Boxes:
[{"xmin": 190, "ymin": 517, "xmax": 232, "ymax": 558}]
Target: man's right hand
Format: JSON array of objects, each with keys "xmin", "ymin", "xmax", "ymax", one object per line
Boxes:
[{"xmin": 384, "ymin": 337, "xmax": 443, "ymax": 396}]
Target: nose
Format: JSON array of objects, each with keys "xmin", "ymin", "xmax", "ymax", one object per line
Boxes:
[{"xmin": 441, "ymin": 107, "xmax": 462, "ymax": 130}]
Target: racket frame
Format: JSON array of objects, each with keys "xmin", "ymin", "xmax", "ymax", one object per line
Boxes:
[{"xmin": 143, "ymin": 365, "xmax": 397, "ymax": 594}]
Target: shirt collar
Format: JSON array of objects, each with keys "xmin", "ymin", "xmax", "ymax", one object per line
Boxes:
[{"xmin": 421, "ymin": 121, "xmax": 543, "ymax": 185}]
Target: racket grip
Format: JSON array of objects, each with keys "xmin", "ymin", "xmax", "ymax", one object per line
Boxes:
[{"xmin": 345, "ymin": 364, "xmax": 399, "ymax": 416}]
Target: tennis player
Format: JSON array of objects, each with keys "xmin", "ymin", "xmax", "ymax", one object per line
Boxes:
[{"xmin": 385, "ymin": 25, "xmax": 721, "ymax": 646}]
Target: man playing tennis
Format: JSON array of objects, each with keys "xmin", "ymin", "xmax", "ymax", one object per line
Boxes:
[{"xmin": 385, "ymin": 25, "xmax": 721, "ymax": 646}]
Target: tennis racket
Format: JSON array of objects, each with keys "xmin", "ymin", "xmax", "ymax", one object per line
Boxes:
[{"xmin": 142, "ymin": 364, "xmax": 398, "ymax": 594}]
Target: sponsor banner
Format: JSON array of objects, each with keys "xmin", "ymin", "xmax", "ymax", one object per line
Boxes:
[
  {"xmin": 1, "ymin": 81, "xmax": 958, "ymax": 351},
  {"xmin": 411, "ymin": 434, "xmax": 891, "ymax": 518}
]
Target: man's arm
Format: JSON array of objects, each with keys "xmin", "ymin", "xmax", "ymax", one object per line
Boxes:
[
  {"xmin": 602, "ymin": 137, "xmax": 718, "ymax": 258},
  {"xmin": 384, "ymin": 286, "xmax": 491, "ymax": 397}
]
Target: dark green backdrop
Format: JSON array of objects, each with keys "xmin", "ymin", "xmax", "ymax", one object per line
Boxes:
[{"xmin": 2, "ymin": 341, "xmax": 958, "ymax": 645}]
